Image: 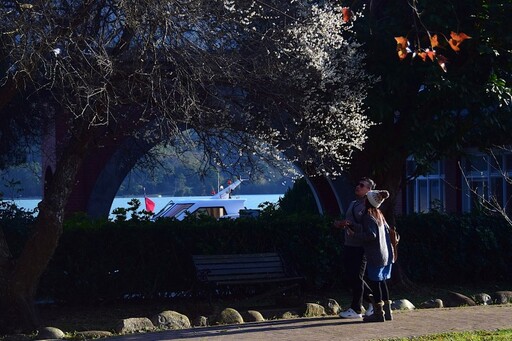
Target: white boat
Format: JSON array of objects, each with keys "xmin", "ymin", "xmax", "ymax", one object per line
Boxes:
[{"xmin": 152, "ymin": 179, "xmax": 247, "ymax": 220}]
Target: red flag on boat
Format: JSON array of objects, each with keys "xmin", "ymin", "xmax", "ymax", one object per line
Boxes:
[
  {"xmin": 143, "ymin": 187, "xmax": 155, "ymax": 212},
  {"xmin": 145, "ymin": 196, "xmax": 155, "ymax": 212}
]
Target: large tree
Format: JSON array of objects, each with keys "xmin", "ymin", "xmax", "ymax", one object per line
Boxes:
[
  {"xmin": 0, "ymin": 0, "xmax": 373, "ymax": 332},
  {"xmin": 345, "ymin": 0, "xmax": 512, "ymax": 217}
]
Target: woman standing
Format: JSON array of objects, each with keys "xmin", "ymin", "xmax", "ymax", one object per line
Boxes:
[{"xmin": 346, "ymin": 189, "xmax": 395, "ymax": 323}]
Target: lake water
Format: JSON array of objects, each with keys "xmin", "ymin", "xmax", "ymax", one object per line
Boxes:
[{"xmin": 12, "ymin": 194, "xmax": 283, "ymax": 218}]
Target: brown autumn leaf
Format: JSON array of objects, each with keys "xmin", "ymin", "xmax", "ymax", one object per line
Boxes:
[
  {"xmin": 394, "ymin": 36, "xmax": 409, "ymax": 60},
  {"xmin": 342, "ymin": 7, "xmax": 352, "ymax": 23},
  {"xmin": 417, "ymin": 49, "xmax": 436, "ymax": 62},
  {"xmin": 426, "ymin": 49, "xmax": 436, "ymax": 61},
  {"xmin": 430, "ymin": 34, "xmax": 439, "ymax": 48},
  {"xmin": 448, "ymin": 31, "xmax": 471, "ymax": 52}
]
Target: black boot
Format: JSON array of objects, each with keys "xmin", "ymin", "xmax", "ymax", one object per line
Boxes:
[
  {"xmin": 384, "ymin": 300, "xmax": 393, "ymax": 321},
  {"xmin": 363, "ymin": 301, "xmax": 385, "ymax": 323}
]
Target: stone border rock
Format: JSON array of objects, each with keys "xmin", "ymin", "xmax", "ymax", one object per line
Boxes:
[{"xmin": 4, "ymin": 290, "xmax": 510, "ymax": 340}]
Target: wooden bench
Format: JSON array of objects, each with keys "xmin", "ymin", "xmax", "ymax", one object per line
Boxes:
[{"xmin": 192, "ymin": 252, "xmax": 304, "ymax": 302}]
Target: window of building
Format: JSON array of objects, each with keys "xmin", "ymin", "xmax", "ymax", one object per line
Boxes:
[
  {"xmin": 406, "ymin": 159, "xmax": 445, "ymax": 213},
  {"xmin": 461, "ymin": 152, "xmax": 512, "ymax": 214},
  {"xmin": 406, "ymin": 149, "xmax": 512, "ymax": 215}
]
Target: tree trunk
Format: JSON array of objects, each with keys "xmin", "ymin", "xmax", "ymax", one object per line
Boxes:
[{"xmin": 0, "ymin": 129, "xmax": 92, "ymax": 334}]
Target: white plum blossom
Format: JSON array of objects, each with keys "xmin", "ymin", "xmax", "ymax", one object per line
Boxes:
[
  {"xmin": 1, "ymin": 0, "xmax": 375, "ymax": 178},
  {"xmin": 227, "ymin": 1, "xmax": 376, "ymax": 175}
]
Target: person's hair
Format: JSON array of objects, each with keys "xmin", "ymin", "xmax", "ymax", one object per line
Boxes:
[
  {"xmin": 360, "ymin": 177, "xmax": 376, "ymax": 190},
  {"xmin": 365, "ymin": 199, "xmax": 385, "ymax": 225}
]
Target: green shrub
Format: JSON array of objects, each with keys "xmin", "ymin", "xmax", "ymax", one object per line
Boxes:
[
  {"xmin": 38, "ymin": 212, "xmax": 345, "ymax": 303},
  {"xmin": 396, "ymin": 211, "xmax": 512, "ymax": 284},
  {"xmin": 0, "ymin": 200, "xmax": 36, "ymax": 257},
  {"xmin": 277, "ymin": 178, "xmax": 318, "ymax": 215}
]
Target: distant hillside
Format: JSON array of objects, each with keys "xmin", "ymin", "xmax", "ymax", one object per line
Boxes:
[
  {"xmin": 1, "ymin": 163, "xmax": 293, "ymax": 199},
  {"xmin": 117, "ymin": 169, "xmax": 293, "ymax": 197}
]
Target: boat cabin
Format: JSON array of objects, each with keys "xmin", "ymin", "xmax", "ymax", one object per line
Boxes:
[{"xmin": 152, "ymin": 179, "xmax": 247, "ymax": 220}]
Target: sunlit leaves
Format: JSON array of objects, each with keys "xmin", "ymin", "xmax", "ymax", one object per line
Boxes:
[
  {"xmin": 430, "ymin": 34, "xmax": 439, "ymax": 48},
  {"xmin": 342, "ymin": 7, "xmax": 352, "ymax": 23},
  {"xmin": 487, "ymin": 74, "xmax": 512, "ymax": 108},
  {"xmin": 394, "ymin": 31, "xmax": 471, "ymax": 72},
  {"xmin": 394, "ymin": 36, "xmax": 410, "ymax": 60},
  {"xmin": 448, "ymin": 31, "xmax": 471, "ymax": 52},
  {"xmin": 417, "ymin": 49, "xmax": 436, "ymax": 62}
]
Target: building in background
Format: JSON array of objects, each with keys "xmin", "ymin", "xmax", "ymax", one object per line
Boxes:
[{"xmin": 404, "ymin": 148, "xmax": 512, "ymax": 216}]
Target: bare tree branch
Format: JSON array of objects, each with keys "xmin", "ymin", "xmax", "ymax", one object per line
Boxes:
[{"xmin": 458, "ymin": 148, "xmax": 512, "ymax": 227}]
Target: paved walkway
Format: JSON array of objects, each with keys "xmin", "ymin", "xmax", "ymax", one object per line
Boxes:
[{"xmin": 105, "ymin": 304, "xmax": 512, "ymax": 341}]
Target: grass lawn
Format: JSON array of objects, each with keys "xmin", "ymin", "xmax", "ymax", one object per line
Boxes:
[{"xmin": 381, "ymin": 329, "xmax": 512, "ymax": 340}]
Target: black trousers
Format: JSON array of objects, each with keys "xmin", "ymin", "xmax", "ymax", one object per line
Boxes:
[{"xmin": 344, "ymin": 245, "xmax": 372, "ymax": 312}]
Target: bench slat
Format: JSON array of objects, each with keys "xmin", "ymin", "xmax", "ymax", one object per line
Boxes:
[
  {"xmin": 193, "ymin": 252, "xmax": 280, "ymax": 259},
  {"xmin": 198, "ymin": 267, "xmax": 284, "ymax": 275},
  {"xmin": 193, "ymin": 256, "xmax": 281, "ymax": 261},
  {"xmin": 217, "ymin": 276, "xmax": 304, "ymax": 285},
  {"xmin": 207, "ymin": 273, "xmax": 287, "ymax": 281},
  {"xmin": 192, "ymin": 252, "xmax": 301, "ymax": 287},
  {"xmin": 195, "ymin": 262, "xmax": 283, "ymax": 270},
  {"xmin": 201, "ymin": 269, "xmax": 285, "ymax": 277}
]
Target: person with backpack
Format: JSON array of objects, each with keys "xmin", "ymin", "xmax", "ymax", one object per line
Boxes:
[
  {"xmin": 334, "ymin": 177, "xmax": 376, "ymax": 319},
  {"xmin": 346, "ymin": 189, "xmax": 395, "ymax": 322}
]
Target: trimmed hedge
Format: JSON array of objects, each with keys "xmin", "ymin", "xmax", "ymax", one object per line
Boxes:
[
  {"xmin": 38, "ymin": 212, "xmax": 345, "ymax": 303},
  {"xmin": 396, "ymin": 211, "xmax": 512, "ymax": 283},
  {"xmin": 2, "ymin": 203, "xmax": 511, "ymax": 303}
]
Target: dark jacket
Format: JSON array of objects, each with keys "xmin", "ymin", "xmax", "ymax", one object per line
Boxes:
[{"xmin": 344, "ymin": 198, "xmax": 366, "ymax": 247}]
